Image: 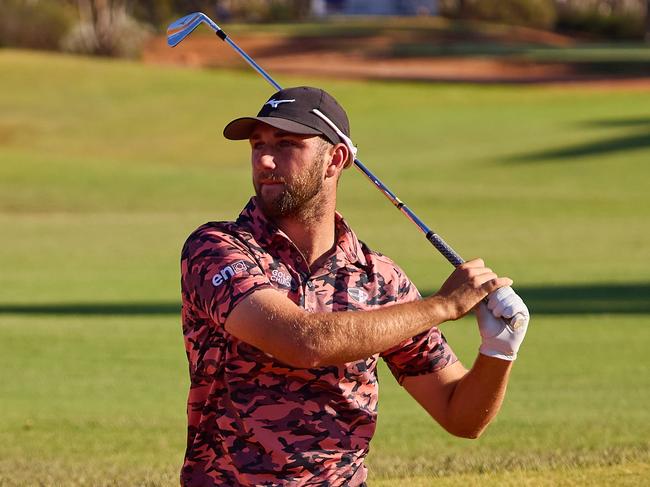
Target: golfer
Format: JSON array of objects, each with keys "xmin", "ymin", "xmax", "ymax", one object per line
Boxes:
[{"xmin": 180, "ymin": 86, "xmax": 529, "ymax": 486}]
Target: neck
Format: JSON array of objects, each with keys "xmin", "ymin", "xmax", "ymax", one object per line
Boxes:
[{"xmin": 272, "ymin": 197, "xmax": 337, "ymax": 269}]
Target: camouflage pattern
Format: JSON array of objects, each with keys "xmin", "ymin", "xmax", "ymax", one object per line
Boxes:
[{"xmin": 180, "ymin": 197, "xmax": 457, "ymax": 486}]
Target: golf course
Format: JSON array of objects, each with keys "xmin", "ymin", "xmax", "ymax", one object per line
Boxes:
[{"xmin": 1, "ymin": 48, "xmax": 649, "ymax": 485}]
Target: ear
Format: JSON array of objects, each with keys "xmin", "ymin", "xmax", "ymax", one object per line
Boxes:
[{"xmin": 325, "ymin": 143, "xmax": 349, "ymax": 178}]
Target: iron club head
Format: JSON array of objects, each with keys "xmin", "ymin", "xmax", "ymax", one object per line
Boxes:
[{"xmin": 167, "ymin": 12, "xmax": 214, "ymax": 47}]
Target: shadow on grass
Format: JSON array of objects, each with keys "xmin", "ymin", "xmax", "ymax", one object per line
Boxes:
[
  {"xmin": 424, "ymin": 282, "xmax": 650, "ymax": 315},
  {"xmin": 507, "ymin": 117, "xmax": 650, "ymax": 163},
  {"xmin": 1, "ymin": 283, "xmax": 648, "ymax": 316},
  {"xmin": 0, "ymin": 302, "xmax": 180, "ymax": 316}
]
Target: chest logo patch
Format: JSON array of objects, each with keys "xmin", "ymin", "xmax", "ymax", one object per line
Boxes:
[
  {"xmin": 348, "ymin": 288, "xmax": 368, "ymax": 303},
  {"xmin": 212, "ymin": 260, "xmax": 247, "ymax": 287},
  {"xmin": 270, "ymin": 268, "xmax": 293, "ymax": 289}
]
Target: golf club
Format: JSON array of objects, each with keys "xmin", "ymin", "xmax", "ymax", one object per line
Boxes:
[{"xmin": 167, "ymin": 12, "xmax": 526, "ymax": 329}]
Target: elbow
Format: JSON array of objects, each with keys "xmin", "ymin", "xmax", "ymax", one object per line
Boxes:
[
  {"xmin": 437, "ymin": 404, "xmax": 494, "ymax": 440},
  {"xmin": 278, "ymin": 350, "xmax": 324, "ymax": 369},
  {"xmin": 451, "ymin": 427, "xmax": 484, "ymax": 440},
  {"xmin": 283, "ymin": 315, "xmax": 337, "ymax": 368},
  {"xmin": 443, "ymin": 420, "xmax": 488, "ymax": 440},
  {"xmin": 269, "ymin": 336, "xmax": 322, "ymax": 368},
  {"xmin": 273, "ymin": 323, "xmax": 329, "ymax": 369},
  {"xmin": 279, "ymin": 342, "xmax": 336, "ymax": 369},
  {"xmin": 268, "ymin": 312, "xmax": 339, "ymax": 369},
  {"xmin": 287, "ymin": 339, "xmax": 333, "ymax": 368}
]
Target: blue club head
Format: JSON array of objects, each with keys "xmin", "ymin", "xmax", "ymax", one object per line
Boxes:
[{"xmin": 167, "ymin": 12, "xmax": 206, "ymax": 47}]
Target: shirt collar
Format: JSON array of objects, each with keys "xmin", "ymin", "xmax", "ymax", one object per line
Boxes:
[
  {"xmin": 237, "ymin": 197, "xmax": 367, "ymax": 267},
  {"xmin": 333, "ymin": 209, "xmax": 367, "ymax": 268}
]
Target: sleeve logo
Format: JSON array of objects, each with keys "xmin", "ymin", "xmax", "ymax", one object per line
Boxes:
[{"xmin": 212, "ymin": 260, "xmax": 247, "ymax": 287}]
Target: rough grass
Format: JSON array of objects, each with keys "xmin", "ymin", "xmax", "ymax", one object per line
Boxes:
[
  {"xmin": 1, "ymin": 315, "xmax": 648, "ymax": 485},
  {"xmin": 1, "ymin": 461, "xmax": 648, "ymax": 486},
  {"xmin": 371, "ymin": 462, "xmax": 650, "ymax": 487},
  {"xmin": 1, "ymin": 50, "xmax": 649, "ymax": 485}
]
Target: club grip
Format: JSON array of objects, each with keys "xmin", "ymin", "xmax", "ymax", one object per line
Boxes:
[{"xmin": 425, "ymin": 231, "xmax": 464, "ymax": 267}]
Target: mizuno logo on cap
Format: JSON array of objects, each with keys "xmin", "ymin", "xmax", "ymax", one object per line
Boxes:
[{"xmin": 265, "ymin": 99, "xmax": 295, "ymax": 108}]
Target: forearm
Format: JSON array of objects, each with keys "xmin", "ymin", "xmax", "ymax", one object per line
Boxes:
[
  {"xmin": 294, "ymin": 295, "xmax": 448, "ymax": 366},
  {"xmin": 445, "ymin": 354, "xmax": 512, "ymax": 438},
  {"xmin": 226, "ymin": 260, "xmax": 515, "ymax": 368}
]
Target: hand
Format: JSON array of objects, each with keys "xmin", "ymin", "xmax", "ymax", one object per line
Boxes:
[
  {"xmin": 486, "ymin": 286, "xmax": 529, "ymax": 329},
  {"xmin": 477, "ymin": 294, "xmax": 529, "ymax": 361},
  {"xmin": 436, "ymin": 259, "xmax": 513, "ymax": 322}
]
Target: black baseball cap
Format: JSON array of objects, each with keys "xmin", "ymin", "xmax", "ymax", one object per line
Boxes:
[{"xmin": 223, "ymin": 86, "xmax": 354, "ymax": 165}]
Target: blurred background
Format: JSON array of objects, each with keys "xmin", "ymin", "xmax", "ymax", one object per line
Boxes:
[
  {"xmin": 1, "ymin": 1, "xmax": 649, "ymax": 486},
  {"xmin": 2, "ymin": 1, "xmax": 650, "ymax": 79}
]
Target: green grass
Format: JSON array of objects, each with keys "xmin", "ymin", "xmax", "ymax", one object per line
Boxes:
[
  {"xmin": 1, "ymin": 314, "xmax": 648, "ymax": 485},
  {"xmin": 1, "ymin": 49, "xmax": 650, "ymax": 485}
]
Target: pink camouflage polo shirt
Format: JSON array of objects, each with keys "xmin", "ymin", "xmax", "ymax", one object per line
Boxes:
[{"xmin": 180, "ymin": 197, "xmax": 457, "ymax": 486}]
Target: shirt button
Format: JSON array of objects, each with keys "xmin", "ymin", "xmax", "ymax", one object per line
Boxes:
[{"xmin": 296, "ymin": 256, "xmax": 303, "ymax": 263}]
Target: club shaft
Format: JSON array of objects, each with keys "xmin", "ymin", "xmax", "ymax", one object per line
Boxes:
[
  {"xmin": 214, "ymin": 25, "xmax": 465, "ymax": 267},
  {"xmin": 224, "ymin": 37, "xmax": 282, "ymax": 91},
  {"xmin": 352, "ymin": 159, "xmax": 464, "ymax": 267}
]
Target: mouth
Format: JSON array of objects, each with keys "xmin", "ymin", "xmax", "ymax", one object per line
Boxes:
[
  {"xmin": 257, "ymin": 178, "xmax": 285, "ymax": 198},
  {"xmin": 258, "ymin": 176, "xmax": 285, "ymax": 186}
]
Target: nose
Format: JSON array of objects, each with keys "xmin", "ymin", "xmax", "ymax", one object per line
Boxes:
[{"xmin": 253, "ymin": 149, "xmax": 276, "ymax": 171}]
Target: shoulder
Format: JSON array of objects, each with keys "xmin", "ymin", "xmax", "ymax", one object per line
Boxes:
[
  {"xmin": 358, "ymin": 240, "xmax": 405, "ymax": 277},
  {"xmin": 358, "ymin": 241, "xmax": 420, "ymax": 301},
  {"xmin": 180, "ymin": 220, "xmax": 270, "ymax": 291},
  {"xmin": 182, "ymin": 220, "xmax": 252, "ymax": 249},
  {"xmin": 183, "ymin": 220, "xmax": 237, "ymax": 245},
  {"xmin": 181, "ymin": 221, "xmax": 256, "ymax": 263}
]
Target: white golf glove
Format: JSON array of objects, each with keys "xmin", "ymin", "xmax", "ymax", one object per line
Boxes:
[{"xmin": 477, "ymin": 286, "xmax": 530, "ymax": 361}]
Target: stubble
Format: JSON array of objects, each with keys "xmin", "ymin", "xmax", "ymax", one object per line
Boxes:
[{"xmin": 256, "ymin": 139, "xmax": 331, "ymax": 222}]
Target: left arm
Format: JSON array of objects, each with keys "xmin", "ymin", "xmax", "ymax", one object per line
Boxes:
[
  {"xmin": 402, "ymin": 355, "xmax": 512, "ymax": 439},
  {"xmin": 402, "ymin": 286, "xmax": 530, "ymax": 438}
]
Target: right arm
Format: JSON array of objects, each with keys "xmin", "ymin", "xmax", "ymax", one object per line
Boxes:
[{"xmin": 225, "ymin": 259, "xmax": 512, "ymax": 368}]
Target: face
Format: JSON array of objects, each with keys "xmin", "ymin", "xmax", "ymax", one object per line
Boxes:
[{"xmin": 249, "ymin": 123, "xmax": 330, "ymax": 220}]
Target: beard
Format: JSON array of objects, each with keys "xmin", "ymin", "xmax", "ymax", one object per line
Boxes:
[
  {"xmin": 255, "ymin": 164, "xmax": 324, "ymax": 220},
  {"xmin": 255, "ymin": 148, "xmax": 329, "ymax": 221}
]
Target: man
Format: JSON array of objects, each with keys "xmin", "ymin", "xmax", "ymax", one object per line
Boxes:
[{"xmin": 180, "ymin": 86, "xmax": 529, "ymax": 486}]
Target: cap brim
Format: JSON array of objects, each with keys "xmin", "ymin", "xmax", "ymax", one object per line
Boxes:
[{"xmin": 223, "ymin": 116, "xmax": 322, "ymax": 140}]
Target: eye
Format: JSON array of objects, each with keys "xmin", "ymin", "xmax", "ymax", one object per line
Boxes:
[{"xmin": 278, "ymin": 139, "xmax": 296, "ymax": 148}]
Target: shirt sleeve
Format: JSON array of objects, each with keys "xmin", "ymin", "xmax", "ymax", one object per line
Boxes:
[
  {"xmin": 181, "ymin": 224, "xmax": 273, "ymax": 328},
  {"xmin": 380, "ymin": 269, "xmax": 458, "ymax": 385}
]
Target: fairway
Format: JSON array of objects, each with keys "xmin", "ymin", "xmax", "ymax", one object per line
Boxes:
[{"xmin": 1, "ymin": 50, "xmax": 649, "ymax": 485}]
